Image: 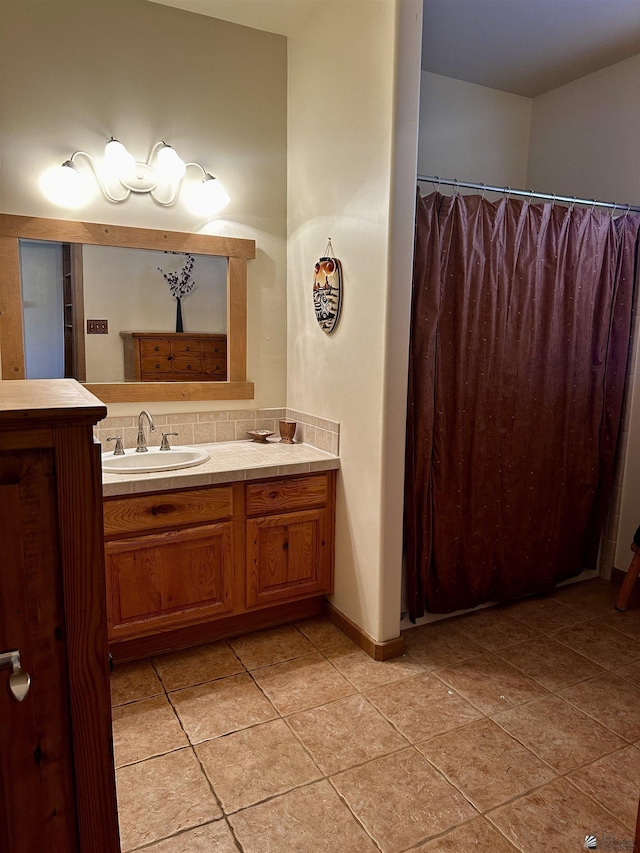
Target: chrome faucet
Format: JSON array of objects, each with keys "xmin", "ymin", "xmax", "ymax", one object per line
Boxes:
[{"xmin": 136, "ymin": 410, "xmax": 156, "ymax": 452}]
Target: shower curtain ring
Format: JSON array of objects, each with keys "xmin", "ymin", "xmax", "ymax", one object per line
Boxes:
[
  {"xmin": 480, "ymin": 183, "xmax": 486, "ymax": 199},
  {"xmin": 610, "ymin": 203, "xmax": 618, "ymax": 219},
  {"xmin": 527, "ymin": 189, "xmax": 535, "ymax": 205},
  {"xmin": 569, "ymin": 196, "xmax": 576, "ymax": 211},
  {"xmin": 590, "ymin": 199, "xmax": 597, "ymax": 212},
  {"xmin": 505, "ymin": 187, "xmax": 512, "ymax": 201},
  {"xmin": 431, "ymin": 176, "xmax": 441, "ymax": 194},
  {"xmin": 551, "ymin": 194, "xmax": 556, "ymax": 208},
  {"xmin": 453, "ymin": 178, "xmax": 459, "ymax": 196}
]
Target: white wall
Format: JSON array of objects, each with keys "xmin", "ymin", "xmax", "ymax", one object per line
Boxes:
[
  {"xmin": 526, "ymin": 55, "xmax": 640, "ymax": 575},
  {"xmin": 527, "ymin": 54, "xmax": 640, "ymax": 203},
  {"xmin": 83, "ymin": 247, "xmax": 227, "ymax": 382},
  {"xmin": 0, "ymin": 0, "xmax": 288, "ymax": 414},
  {"xmin": 418, "ymin": 72, "xmax": 532, "ymax": 187},
  {"xmin": 287, "ymin": 0, "xmax": 422, "ymax": 642}
]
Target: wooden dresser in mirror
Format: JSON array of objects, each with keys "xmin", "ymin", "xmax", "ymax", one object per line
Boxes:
[{"xmin": 121, "ymin": 331, "xmax": 227, "ymax": 381}]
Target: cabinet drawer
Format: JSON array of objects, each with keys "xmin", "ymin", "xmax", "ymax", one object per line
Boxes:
[
  {"xmin": 139, "ymin": 339, "xmax": 171, "ymax": 356},
  {"xmin": 172, "ymin": 340, "xmax": 202, "ymax": 357},
  {"xmin": 104, "ymin": 486, "xmax": 235, "ymax": 536},
  {"xmin": 201, "ymin": 340, "xmax": 226, "ymax": 357},
  {"xmin": 246, "ymin": 474, "xmax": 330, "ymax": 517},
  {"xmin": 141, "ymin": 355, "xmax": 172, "ymax": 374},
  {"xmin": 171, "ymin": 356, "xmax": 203, "ymax": 373},
  {"xmin": 202, "ymin": 355, "xmax": 227, "ymax": 377}
]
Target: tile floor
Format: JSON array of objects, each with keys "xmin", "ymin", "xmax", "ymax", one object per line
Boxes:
[{"xmin": 110, "ymin": 578, "xmax": 640, "ymax": 852}]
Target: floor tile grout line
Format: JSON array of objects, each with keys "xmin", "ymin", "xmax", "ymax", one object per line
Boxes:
[
  {"xmin": 487, "ymin": 710, "xmax": 627, "ymax": 778},
  {"xmin": 189, "ymin": 747, "xmax": 246, "ymax": 852},
  {"xmin": 152, "ymin": 648, "xmax": 247, "ymax": 850},
  {"xmin": 123, "ymin": 817, "xmax": 242, "ymax": 853},
  {"xmin": 552, "ymin": 677, "xmax": 640, "ymax": 743},
  {"xmin": 280, "ymin": 702, "xmax": 413, "ymax": 779},
  {"xmin": 488, "ymin": 686, "xmax": 633, "ymax": 739},
  {"xmin": 324, "ymin": 775, "xmax": 386, "ymax": 852},
  {"xmin": 394, "ymin": 813, "xmax": 519, "ymax": 853},
  {"xmin": 563, "ymin": 769, "xmax": 639, "ymax": 835},
  {"xmin": 146, "ymin": 660, "xmax": 247, "ymax": 851}
]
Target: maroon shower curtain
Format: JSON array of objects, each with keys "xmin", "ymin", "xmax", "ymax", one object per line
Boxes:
[{"xmin": 405, "ymin": 191, "xmax": 640, "ymax": 619}]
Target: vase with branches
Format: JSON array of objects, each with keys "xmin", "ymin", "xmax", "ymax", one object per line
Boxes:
[{"xmin": 158, "ymin": 252, "xmax": 196, "ymax": 333}]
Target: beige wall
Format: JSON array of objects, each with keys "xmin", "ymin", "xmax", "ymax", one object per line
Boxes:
[
  {"xmin": 0, "ymin": 0, "xmax": 288, "ymax": 414},
  {"xmin": 527, "ymin": 54, "xmax": 640, "ymax": 203},
  {"xmin": 287, "ymin": 0, "xmax": 422, "ymax": 642},
  {"xmin": 418, "ymin": 72, "xmax": 532, "ymax": 187}
]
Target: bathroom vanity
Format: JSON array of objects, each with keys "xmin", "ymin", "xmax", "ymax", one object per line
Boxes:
[{"xmin": 102, "ymin": 443, "xmax": 338, "ymax": 662}]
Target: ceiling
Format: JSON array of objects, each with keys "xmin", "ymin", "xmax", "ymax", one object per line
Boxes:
[
  {"xmin": 150, "ymin": 0, "xmax": 640, "ymax": 98},
  {"xmin": 148, "ymin": 0, "xmax": 325, "ymax": 36},
  {"xmin": 422, "ymin": 0, "xmax": 640, "ymax": 97}
]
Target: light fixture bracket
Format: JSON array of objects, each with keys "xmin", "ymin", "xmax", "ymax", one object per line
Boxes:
[{"xmin": 120, "ymin": 162, "xmax": 158, "ymax": 193}]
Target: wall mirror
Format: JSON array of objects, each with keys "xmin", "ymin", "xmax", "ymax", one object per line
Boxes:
[{"xmin": 0, "ymin": 214, "xmax": 255, "ymax": 403}]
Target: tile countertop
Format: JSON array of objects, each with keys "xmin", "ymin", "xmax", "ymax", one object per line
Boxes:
[{"xmin": 101, "ymin": 439, "xmax": 340, "ymax": 497}]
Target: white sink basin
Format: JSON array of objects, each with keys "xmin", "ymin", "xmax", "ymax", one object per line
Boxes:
[{"xmin": 102, "ymin": 446, "xmax": 210, "ymax": 474}]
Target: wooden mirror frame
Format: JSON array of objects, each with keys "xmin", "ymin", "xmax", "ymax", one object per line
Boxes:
[{"xmin": 0, "ymin": 214, "xmax": 255, "ymax": 403}]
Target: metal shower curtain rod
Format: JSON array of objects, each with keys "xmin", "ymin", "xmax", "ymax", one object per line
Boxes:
[{"xmin": 417, "ymin": 174, "xmax": 640, "ymax": 214}]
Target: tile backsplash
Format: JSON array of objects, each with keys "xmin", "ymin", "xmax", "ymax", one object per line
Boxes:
[{"xmin": 96, "ymin": 408, "xmax": 340, "ymax": 455}]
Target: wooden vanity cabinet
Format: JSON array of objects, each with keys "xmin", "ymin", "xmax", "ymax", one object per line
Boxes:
[
  {"xmin": 103, "ymin": 471, "xmax": 335, "ymax": 657},
  {"xmin": 246, "ymin": 474, "xmax": 334, "ymax": 607},
  {"xmin": 103, "ymin": 485, "xmax": 244, "ymax": 643}
]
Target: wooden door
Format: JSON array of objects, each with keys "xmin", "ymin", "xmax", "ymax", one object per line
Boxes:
[
  {"xmin": 106, "ymin": 522, "xmax": 236, "ymax": 641},
  {"xmin": 246, "ymin": 508, "xmax": 332, "ymax": 607},
  {"xmin": 0, "ymin": 450, "xmax": 79, "ymax": 852}
]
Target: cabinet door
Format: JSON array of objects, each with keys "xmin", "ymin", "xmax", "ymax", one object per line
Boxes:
[
  {"xmin": 246, "ymin": 508, "xmax": 333, "ymax": 608},
  {"xmin": 0, "ymin": 451, "xmax": 79, "ymax": 853},
  {"xmin": 106, "ymin": 522, "xmax": 236, "ymax": 641}
]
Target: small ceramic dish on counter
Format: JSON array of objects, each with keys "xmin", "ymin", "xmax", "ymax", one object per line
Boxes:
[{"xmin": 246, "ymin": 429, "xmax": 274, "ymax": 443}]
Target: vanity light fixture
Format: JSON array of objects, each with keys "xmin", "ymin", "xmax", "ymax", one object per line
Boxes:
[{"xmin": 50, "ymin": 138, "xmax": 230, "ymax": 215}]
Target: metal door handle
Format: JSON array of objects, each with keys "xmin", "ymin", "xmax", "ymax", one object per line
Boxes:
[{"xmin": 0, "ymin": 649, "xmax": 31, "ymax": 702}]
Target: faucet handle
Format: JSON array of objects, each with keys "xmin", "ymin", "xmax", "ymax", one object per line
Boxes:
[
  {"xmin": 160, "ymin": 432, "xmax": 179, "ymax": 451},
  {"xmin": 106, "ymin": 436, "xmax": 125, "ymax": 455}
]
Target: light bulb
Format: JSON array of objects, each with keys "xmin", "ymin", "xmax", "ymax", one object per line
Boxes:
[
  {"xmin": 40, "ymin": 160, "xmax": 92, "ymax": 208},
  {"xmin": 185, "ymin": 174, "xmax": 230, "ymax": 216},
  {"xmin": 156, "ymin": 144, "xmax": 187, "ymax": 181},
  {"xmin": 104, "ymin": 138, "xmax": 135, "ymax": 178}
]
